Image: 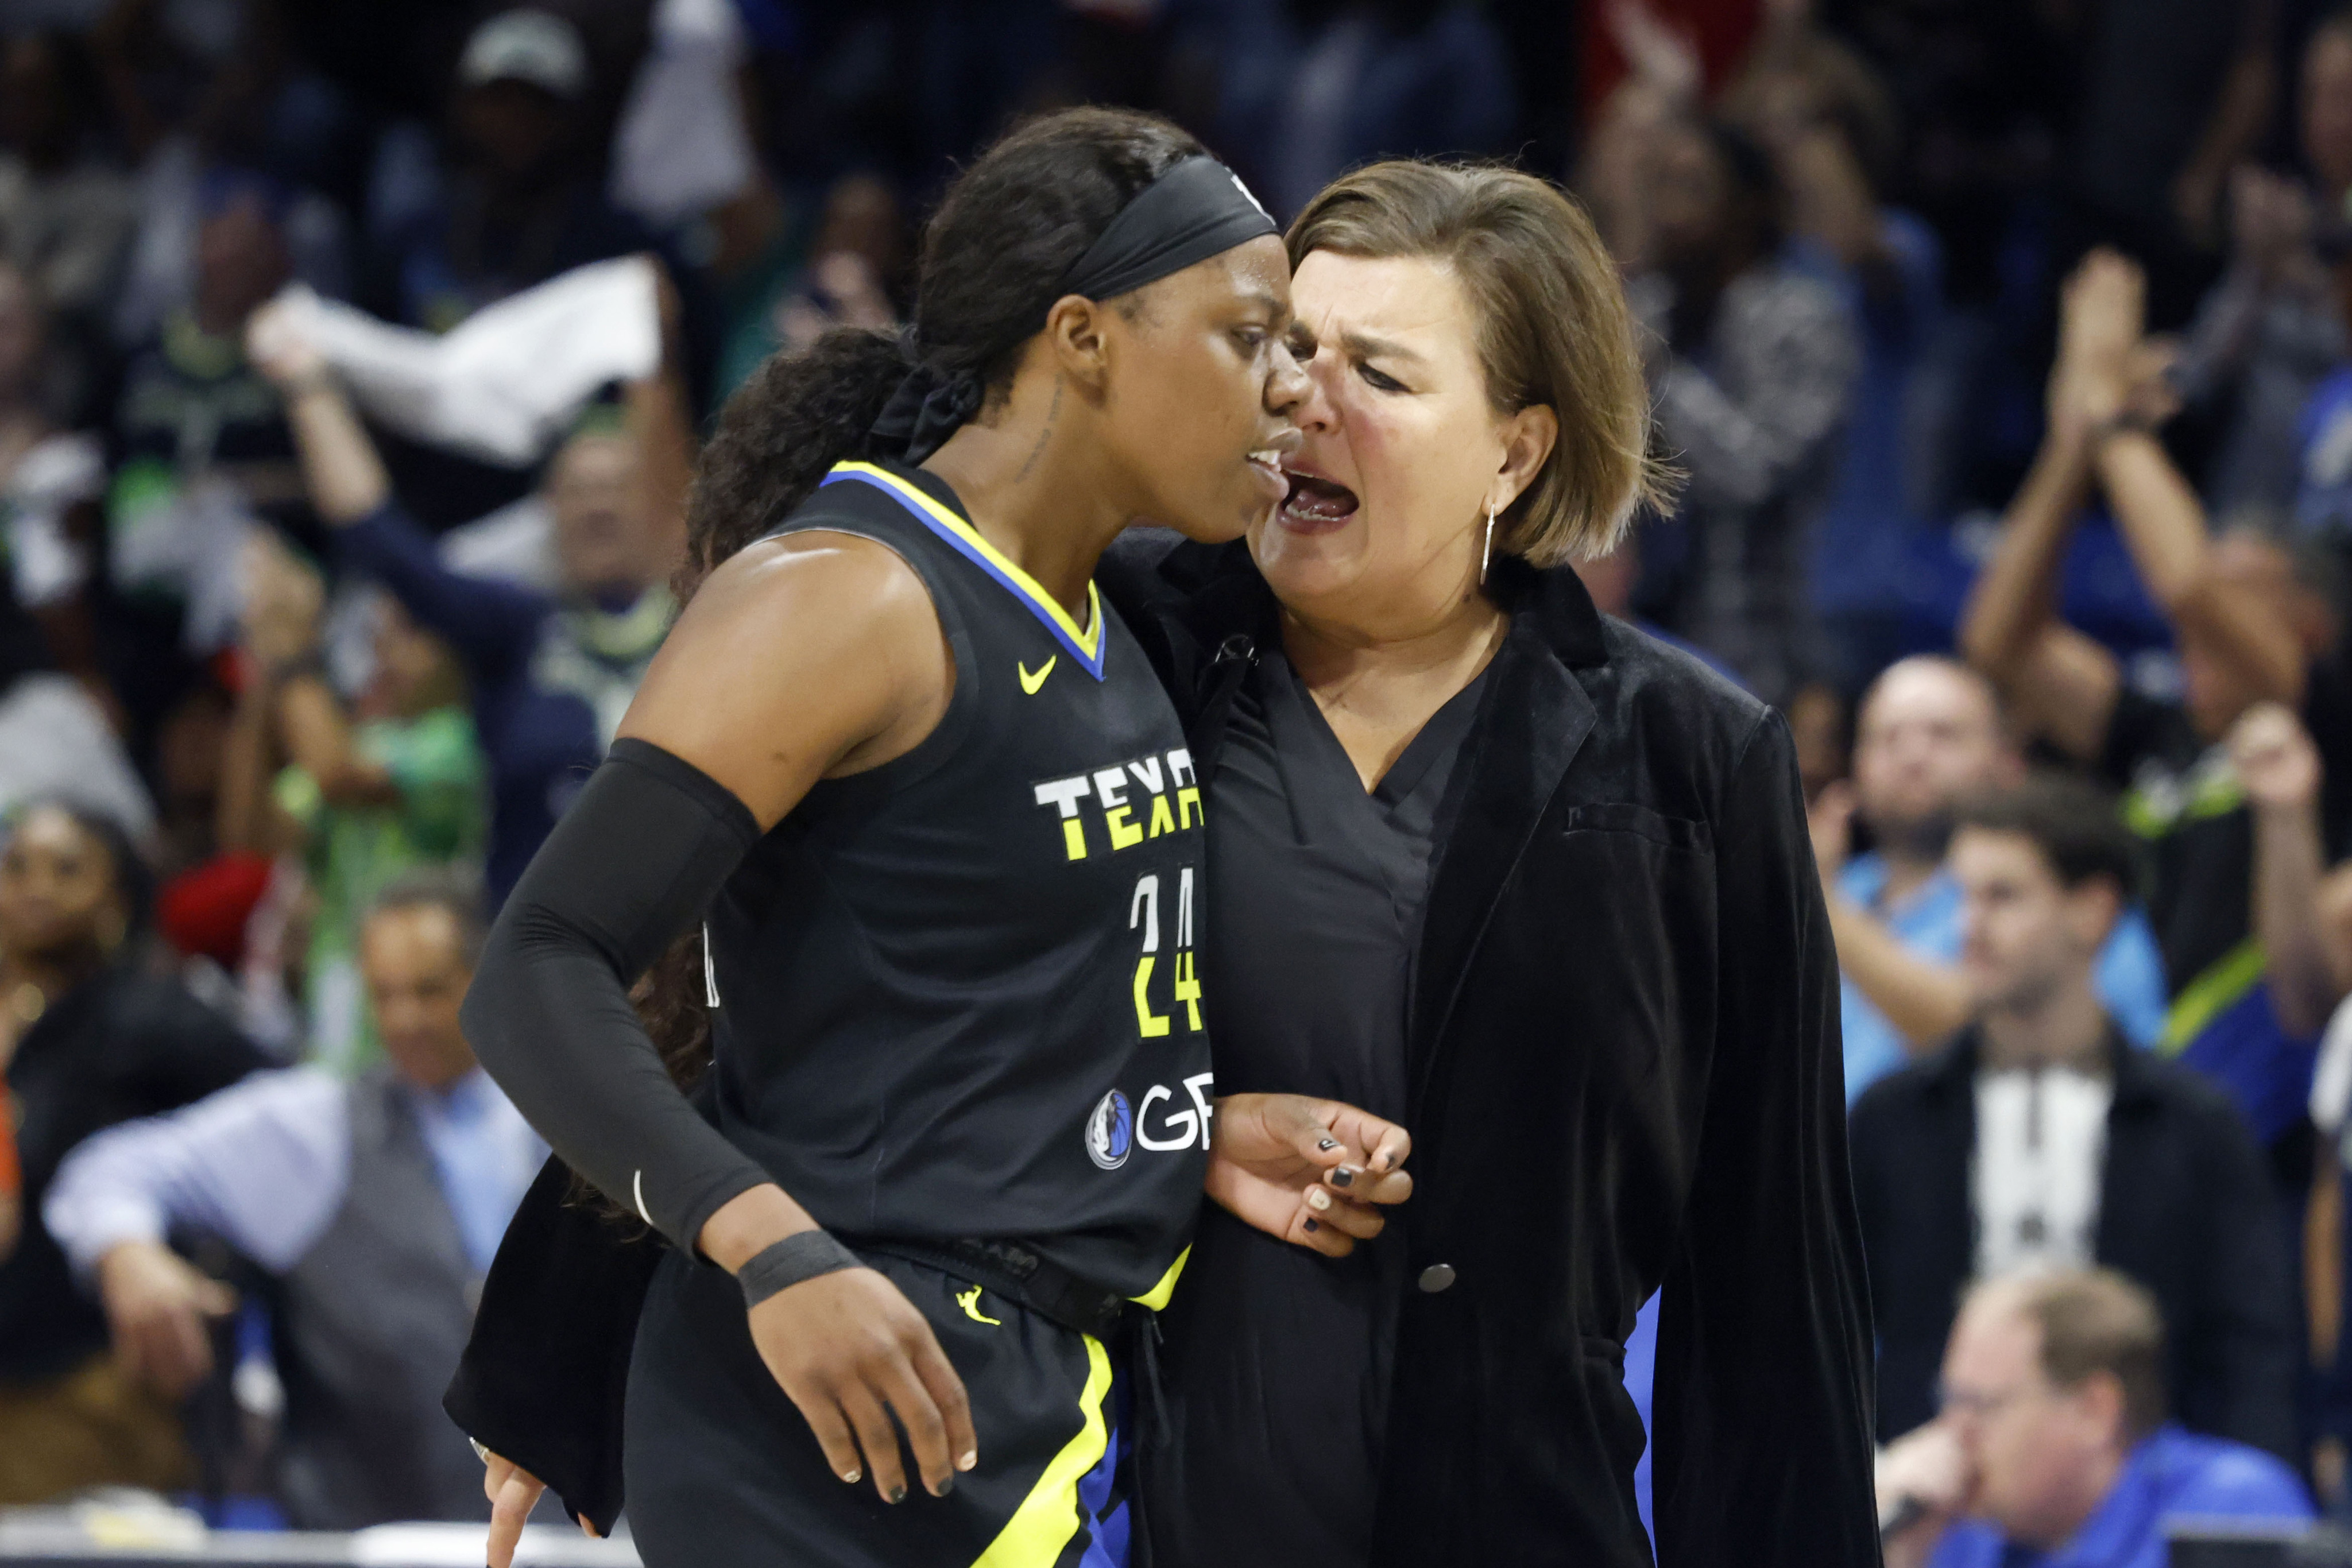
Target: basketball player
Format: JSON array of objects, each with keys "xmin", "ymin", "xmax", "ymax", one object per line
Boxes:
[{"xmin": 458, "ymin": 107, "xmax": 1408, "ymax": 1567}]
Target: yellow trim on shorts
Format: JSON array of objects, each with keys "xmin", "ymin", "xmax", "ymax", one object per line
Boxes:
[
  {"xmin": 970, "ymin": 1334, "xmax": 1114, "ymax": 1568},
  {"xmin": 1128, "ymin": 1245, "xmax": 1190, "ymax": 1313}
]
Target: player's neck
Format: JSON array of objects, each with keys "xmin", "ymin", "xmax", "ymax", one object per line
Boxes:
[{"xmin": 923, "ymin": 375, "xmax": 1128, "ymax": 623}]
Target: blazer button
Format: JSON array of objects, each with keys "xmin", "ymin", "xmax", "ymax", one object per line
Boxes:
[{"xmin": 1417, "ymin": 1263, "xmax": 1457, "ymax": 1294}]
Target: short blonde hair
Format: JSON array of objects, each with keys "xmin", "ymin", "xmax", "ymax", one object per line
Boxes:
[{"xmin": 1286, "ymin": 161, "xmax": 1673, "ymax": 564}]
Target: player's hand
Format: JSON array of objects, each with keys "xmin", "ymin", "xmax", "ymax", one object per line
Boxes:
[
  {"xmin": 742, "ymin": 1265, "xmax": 978, "ymax": 1506},
  {"xmin": 97, "ymin": 1240, "xmax": 235, "ymax": 1400},
  {"xmin": 1206, "ymin": 1093, "xmax": 1411, "ymax": 1258}
]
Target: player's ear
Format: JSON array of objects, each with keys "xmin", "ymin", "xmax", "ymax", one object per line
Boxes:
[{"xmin": 1042, "ymin": 295, "xmax": 1113, "ymax": 396}]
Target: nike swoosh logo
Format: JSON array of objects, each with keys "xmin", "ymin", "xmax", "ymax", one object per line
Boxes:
[{"xmin": 1018, "ymin": 655, "xmax": 1056, "ymax": 695}]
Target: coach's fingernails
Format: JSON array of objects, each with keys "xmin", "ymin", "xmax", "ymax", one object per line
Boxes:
[
  {"xmin": 1303, "ymin": 1217, "xmax": 1320, "ymax": 1232},
  {"xmin": 1316, "ymin": 1137, "xmax": 1340, "ymax": 1151},
  {"xmin": 888, "ymin": 1485, "xmax": 907, "ymax": 1504},
  {"xmin": 1306, "ymin": 1187, "xmax": 1332, "ymax": 1211},
  {"xmin": 1330, "ymin": 1167, "xmax": 1356, "ymax": 1188},
  {"xmin": 958, "ymin": 1450, "xmax": 977, "ymax": 1472}
]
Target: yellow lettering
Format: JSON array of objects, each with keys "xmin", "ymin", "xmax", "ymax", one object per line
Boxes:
[
  {"xmin": 1106, "ymin": 806, "xmax": 1144, "ymax": 851},
  {"xmin": 1133, "ymin": 956, "xmax": 1171, "ymax": 1037},
  {"xmin": 1147, "ymin": 794, "xmax": 1175, "ymax": 838},
  {"xmin": 1061, "ymin": 819, "xmax": 1087, "ymax": 861},
  {"xmin": 1174, "ymin": 950, "xmax": 1203, "ymax": 1032},
  {"xmin": 1177, "ymin": 787, "xmax": 1203, "ymax": 830}
]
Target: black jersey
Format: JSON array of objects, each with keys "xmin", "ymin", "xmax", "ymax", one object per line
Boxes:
[{"xmin": 701, "ymin": 459, "xmax": 1213, "ymax": 1302}]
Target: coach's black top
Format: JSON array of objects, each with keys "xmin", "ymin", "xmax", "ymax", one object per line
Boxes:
[
  {"xmin": 699, "ymin": 459, "xmax": 1212, "ymax": 1301},
  {"xmin": 1152, "ymin": 645, "xmax": 1483, "ymax": 1562}
]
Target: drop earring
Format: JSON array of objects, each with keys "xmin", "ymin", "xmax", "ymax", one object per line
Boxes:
[{"xmin": 1480, "ymin": 502, "xmax": 1496, "ymax": 586}]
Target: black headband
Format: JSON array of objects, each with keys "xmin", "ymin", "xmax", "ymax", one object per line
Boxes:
[
  {"xmin": 1058, "ymin": 155, "xmax": 1279, "ymax": 301},
  {"xmin": 869, "ymin": 156, "xmax": 1277, "ymax": 466}
]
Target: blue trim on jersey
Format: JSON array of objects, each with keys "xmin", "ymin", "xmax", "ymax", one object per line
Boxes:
[{"xmin": 819, "ymin": 463, "xmax": 1108, "ymax": 681}]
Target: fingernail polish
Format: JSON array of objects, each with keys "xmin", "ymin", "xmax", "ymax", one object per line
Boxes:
[
  {"xmin": 1306, "ymin": 1187, "xmax": 1330, "ymax": 1211},
  {"xmin": 889, "ymin": 1485, "xmax": 907, "ymax": 1504},
  {"xmin": 843, "ymin": 1469, "xmax": 861, "ymax": 1484},
  {"xmin": 1331, "ymin": 1167, "xmax": 1355, "ymax": 1188},
  {"xmin": 1317, "ymin": 1137, "xmax": 1340, "ymax": 1151},
  {"xmin": 958, "ymin": 1451, "xmax": 977, "ymax": 1471},
  {"xmin": 1304, "ymin": 1217, "xmax": 1320, "ymax": 1232},
  {"xmin": 934, "ymin": 1477, "xmax": 955, "ymax": 1497}
]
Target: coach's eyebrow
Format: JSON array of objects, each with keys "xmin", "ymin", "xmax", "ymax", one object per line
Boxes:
[{"xmin": 1339, "ymin": 330, "xmax": 1426, "ymax": 368}]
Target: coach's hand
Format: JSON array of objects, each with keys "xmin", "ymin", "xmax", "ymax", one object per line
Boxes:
[
  {"xmin": 705, "ymin": 1184, "xmax": 976, "ymax": 1505},
  {"xmin": 1207, "ymin": 1094, "xmax": 1411, "ymax": 1259}
]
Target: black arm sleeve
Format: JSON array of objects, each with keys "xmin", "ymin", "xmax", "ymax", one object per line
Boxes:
[{"xmin": 461, "ymin": 737, "xmax": 769, "ymax": 1252}]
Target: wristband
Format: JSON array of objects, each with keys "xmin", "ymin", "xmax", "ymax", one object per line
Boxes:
[{"xmin": 737, "ymin": 1230, "xmax": 860, "ymax": 1308}]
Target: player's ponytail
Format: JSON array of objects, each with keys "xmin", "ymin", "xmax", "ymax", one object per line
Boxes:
[{"xmin": 634, "ymin": 107, "xmax": 1208, "ymax": 1105}]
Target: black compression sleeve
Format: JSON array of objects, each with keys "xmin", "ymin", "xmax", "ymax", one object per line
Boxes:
[{"xmin": 462, "ymin": 738, "xmax": 770, "ymax": 1253}]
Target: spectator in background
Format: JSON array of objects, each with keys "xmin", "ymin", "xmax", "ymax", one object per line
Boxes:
[
  {"xmin": 1812, "ymin": 657, "xmax": 2168, "ymax": 1101},
  {"xmin": 45, "ymin": 873, "xmax": 543, "ymax": 1529},
  {"xmin": 375, "ymin": 10, "xmax": 667, "ymax": 336},
  {"xmin": 712, "ymin": 172, "xmax": 906, "ymax": 404},
  {"xmin": 216, "ymin": 535, "xmax": 483, "ymax": 1075},
  {"xmin": 1626, "ymin": 116, "xmax": 1859, "ymax": 706},
  {"xmin": 0, "ymin": 259, "xmax": 152, "ymax": 841},
  {"xmin": 0, "ymin": 257, "xmax": 109, "ymax": 697},
  {"xmin": 246, "ymin": 292, "xmax": 687, "ymax": 903},
  {"xmin": 2175, "ymin": 12, "xmax": 2352, "ymax": 520},
  {"xmin": 0, "ymin": 800, "xmax": 266, "ymax": 1503},
  {"xmin": 2060, "ymin": 0, "xmax": 2276, "ymax": 331},
  {"xmin": 1168, "ymin": 0, "xmax": 1518, "ymax": 220},
  {"xmin": 1851, "ymin": 778, "xmax": 2298, "ymax": 1459},
  {"xmin": 1877, "ymin": 1270, "xmax": 2311, "ymax": 1568},
  {"xmin": 0, "ymin": 28, "xmax": 137, "ymax": 428},
  {"xmin": 1723, "ymin": 11, "xmax": 1953, "ymax": 689},
  {"xmin": 104, "ymin": 169, "xmax": 311, "ymax": 761},
  {"xmin": 1963, "ymin": 250, "xmax": 2352, "ymax": 1151}
]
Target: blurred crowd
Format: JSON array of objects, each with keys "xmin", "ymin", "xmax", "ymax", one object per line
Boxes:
[{"xmin": 1, "ymin": 0, "xmax": 2351, "ymax": 1555}]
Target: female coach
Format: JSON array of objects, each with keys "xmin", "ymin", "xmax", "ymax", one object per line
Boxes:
[{"xmin": 1108, "ymin": 160, "xmax": 1878, "ymax": 1566}]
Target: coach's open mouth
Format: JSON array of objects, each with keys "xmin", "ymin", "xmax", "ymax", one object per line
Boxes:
[{"xmin": 1278, "ymin": 460, "xmax": 1360, "ymax": 531}]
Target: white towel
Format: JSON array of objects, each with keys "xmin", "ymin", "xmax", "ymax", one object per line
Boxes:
[{"xmin": 262, "ymin": 255, "xmax": 661, "ymax": 467}]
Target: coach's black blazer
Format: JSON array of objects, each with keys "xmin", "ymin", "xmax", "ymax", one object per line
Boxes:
[
  {"xmin": 1104, "ymin": 537, "xmax": 1878, "ymax": 1567},
  {"xmin": 1849, "ymin": 1024, "xmax": 2298, "ymax": 1459},
  {"xmin": 446, "ymin": 540, "xmax": 1881, "ymax": 1566}
]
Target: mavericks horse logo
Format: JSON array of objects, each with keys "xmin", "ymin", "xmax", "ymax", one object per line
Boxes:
[{"xmin": 1086, "ymin": 1089, "xmax": 1134, "ymax": 1170}]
